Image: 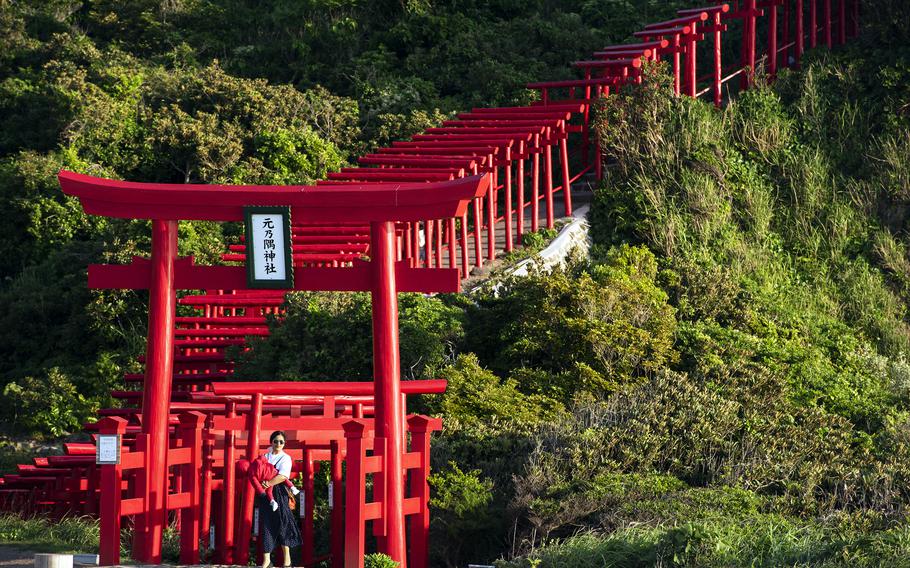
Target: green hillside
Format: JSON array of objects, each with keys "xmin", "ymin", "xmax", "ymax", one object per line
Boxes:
[{"xmin": 500, "ymin": 10, "xmax": 910, "ymax": 568}]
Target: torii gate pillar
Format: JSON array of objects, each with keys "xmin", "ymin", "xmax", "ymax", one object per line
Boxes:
[
  {"xmin": 370, "ymin": 220, "xmax": 407, "ymax": 564},
  {"xmin": 137, "ymin": 219, "xmax": 177, "ymax": 563}
]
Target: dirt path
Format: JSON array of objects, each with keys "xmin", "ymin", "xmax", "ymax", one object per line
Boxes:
[{"xmin": 0, "ymin": 546, "xmax": 252, "ymax": 567}]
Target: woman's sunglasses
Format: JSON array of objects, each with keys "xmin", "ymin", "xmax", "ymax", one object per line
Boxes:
[{"xmin": 273, "ymin": 439, "xmax": 285, "ymax": 445}]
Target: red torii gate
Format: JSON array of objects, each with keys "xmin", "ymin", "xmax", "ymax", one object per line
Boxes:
[{"xmin": 59, "ymin": 170, "xmax": 491, "ymax": 567}]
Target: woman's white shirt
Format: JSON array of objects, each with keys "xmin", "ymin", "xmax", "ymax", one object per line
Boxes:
[{"xmin": 264, "ymin": 450, "xmax": 291, "ymax": 478}]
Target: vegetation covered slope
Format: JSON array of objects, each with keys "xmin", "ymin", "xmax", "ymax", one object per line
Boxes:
[
  {"xmin": 497, "ymin": 12, "xmax": 910, "ymax": 568},
  {"xmin": 233, "ymin": 42, "xmax": 910, "ymax": 568}
]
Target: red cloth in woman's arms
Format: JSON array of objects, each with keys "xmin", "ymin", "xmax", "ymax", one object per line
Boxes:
[
  {"xmin": 236, "ymin": 455, "xmax": 297, "ymax": 509},
  {"xmin": 248, "ymin": 455, "xmax": 280, "ymax": 500}
]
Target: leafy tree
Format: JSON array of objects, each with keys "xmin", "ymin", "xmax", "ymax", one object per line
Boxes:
[
  {"xmin": 428, "ymin": 463, "xmax": 494, "ymax": 568},
  {"xmin": 234, "ymin": 292, "xmax": 465, "ymax": 381},
  {"xmin": 428, "ymin": 353, "xmax": 562, "ymax": 428},
  {"xmin": 2, "ymin": 368, "xmax": 97, "ymax": 437}
]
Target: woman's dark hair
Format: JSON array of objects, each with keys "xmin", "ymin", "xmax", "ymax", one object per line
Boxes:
[{"xmin": 269, "ymin": 430, "xmax": 286, "ymax": 443}]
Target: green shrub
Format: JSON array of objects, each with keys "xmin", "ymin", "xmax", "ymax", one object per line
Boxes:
[
  {"xmin": 465, "ymin": 246, "xmax": 677, "ymax": 402},
  {"xmin": 430, "ymin": 462, "xmax": 494, "ymax": 522},
  {"xmin": 521, "ymin": 228, "xmax": 558, "ymax": 251},
  {"xmin": 428, "ymin": 463, "xmax": 497, "ymax": 568},
  {"xmin": 429, "ymin": 354, "xmax": 562, "ymax": 429},
  {"xmin": 364, "ymin": 553, "xmax": 399, "ymax": 568},
  {"xmin": 2, "ymin": 368, "xmax": 97, "ymax": 437},
  {"xmin": 250, "ymin": 127, "xmax": 344, "ymax": 184},
  {"xmin": 590, "ymin": 59, "xmax": 910, "ymax": 427}
]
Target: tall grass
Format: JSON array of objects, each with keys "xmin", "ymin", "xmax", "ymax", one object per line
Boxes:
[
  {"xmin": 0, "ymin": 514, "xmax": 99, "ymax": 553},
  {"xmin": 499, "ymin": 519, "xmax": 910, "ymax": 568},
  {"xmin": 0, "ymin": 513, "xmax": 186, "ymax": 562}
]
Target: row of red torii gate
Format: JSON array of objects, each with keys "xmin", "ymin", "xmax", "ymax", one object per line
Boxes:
[{"xmin": 0, "ymin": 1, "xmax": 859, "ymax": 567}]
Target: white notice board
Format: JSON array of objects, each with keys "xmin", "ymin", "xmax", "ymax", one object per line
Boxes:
[{"xmin": 96, "ymin": 434, "xmax": 121, "ymax": 465}]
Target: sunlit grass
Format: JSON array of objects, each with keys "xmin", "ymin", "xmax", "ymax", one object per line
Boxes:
[{"xmin": 0, "ymin": 514, "xmax": 99, "ymax": 553}]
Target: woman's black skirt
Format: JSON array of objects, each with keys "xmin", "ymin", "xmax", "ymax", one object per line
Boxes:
[{"xmin": 258, "ymin": 483, "xmax": 302, "ymax": 552}]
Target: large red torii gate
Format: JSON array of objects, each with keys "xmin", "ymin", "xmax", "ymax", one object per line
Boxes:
[{"xmin": 59, "ymin": 170, "xmax": 491, "ymax": 567}]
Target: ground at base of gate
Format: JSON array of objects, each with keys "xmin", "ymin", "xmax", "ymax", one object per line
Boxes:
[{"xmin": 0, "ymin": 550, "xmax": 261, "ymax": 568}]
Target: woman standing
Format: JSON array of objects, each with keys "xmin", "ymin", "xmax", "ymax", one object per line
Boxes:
[{"xmin": 259, "ymin": 431, "xmax": 301, "ymax": 568}]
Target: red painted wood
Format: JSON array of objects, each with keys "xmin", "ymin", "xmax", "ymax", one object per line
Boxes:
[
  {"xmin": 838, "ymin": 0, "xmax": 846, "ymax": 44},
  {"xmin": 136, "ymin": 219, "xmax": 177, "ymax": 564},
  {"xmin": 330, "ymin": 440, "xmax": 344, "ymax": 568},
  {"xmin": 235, "ymin": 393, "xmax": 263, "ymax": 565},
  {"xmin": 407, "ymin": 416, "xmax": 432, "ymax": 568},
  {"xmin": 301, "ymin": 450, "xmax": 316, "ymax": 565},
  {"xmin": 644, "ymin": 13, "xmax": 709, "ymax": 30},
  {"xmin": 503, "ymin": 147, "xmax": 514, "ymax": 251},
  {"xmin": 178, "ymin": 412, "xmax": 205, "ymax": 564},
  {"xmin": 810, "ymin": 0, "xmax": 818, "ymax": 48},
  {"xmin": 90, "ymin": 262, "xmax": 460, "ymax": 294},
  {"xmin": 769, "ymin": 0, "xmax": 779, "ymax": 77},
  {"xmin": 370, "ymin": 221, "xmax": 407, "ymax": 565},
  {"xmin": 220, "ymin": 402, "xmax": 237, "ymax": 564},
  {"xmin": 560, "ymin": 137, "xmax": 572, "ymax": 216},
  {"xmin": 98, "ymin": 417, "xmax": 128, "ymax": 566},
  {"xmin": 343, "ymin": 420, "xmax": 367, "ymax": 568},
  {"xmin": 571, "ymin": 58, "xmax": 643, "ymax": 68},
  {"xmin": 544, "ymin": 143, "xmax": 555, "ymax": 229},
  {"xmin": 59, "ymin": 171, "xmax": 490, "ymax": 223}
]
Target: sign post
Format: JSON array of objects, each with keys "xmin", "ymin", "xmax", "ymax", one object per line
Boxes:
[
  {"xmin": 244, "ymin": 206, "xmax": 293, "ymax": 289},
  {"xmin": 96, "ymin": 434, "xmax": 121, "ymax": 465}
]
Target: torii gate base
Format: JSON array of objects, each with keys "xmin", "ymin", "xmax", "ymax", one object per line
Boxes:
[{"xmin": 94, "ymin": 389, "xmax": 443, "ymax": 568}]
